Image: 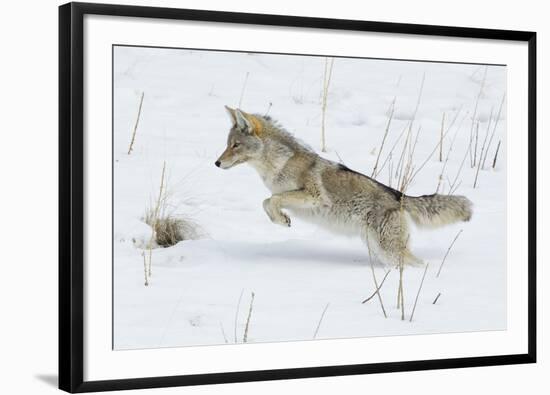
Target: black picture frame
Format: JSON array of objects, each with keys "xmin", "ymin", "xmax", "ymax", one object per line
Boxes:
[{"xmin": 59, "ymin": 2, "xmax": 537, "ymax": 393}]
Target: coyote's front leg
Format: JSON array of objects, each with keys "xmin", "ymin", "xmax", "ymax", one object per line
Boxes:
[{"xmin": 263, "ymin": 190, "xmax": 318, "ymax": 227}]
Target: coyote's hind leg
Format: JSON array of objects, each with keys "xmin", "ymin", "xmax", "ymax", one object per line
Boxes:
[{"xmin": 364, "ymin": 209, "xmax": 425, "ymax": 267}]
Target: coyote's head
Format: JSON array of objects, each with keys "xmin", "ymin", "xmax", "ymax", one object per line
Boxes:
[{"xmin": 215, "ymin": 106, "xmax": 264, "ymax": 169}]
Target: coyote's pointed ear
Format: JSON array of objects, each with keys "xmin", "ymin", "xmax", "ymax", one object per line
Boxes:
[
  {"xmin": 225, "ymin": 105, "xmax": 237, "ymax": 124},
  {"xmin": 234, "ymin": 109, "xmax": 253, "ymax": 132}
]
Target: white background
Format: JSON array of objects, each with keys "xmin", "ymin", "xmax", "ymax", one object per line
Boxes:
[{"xmin": 0, "ymin": 0, "xmax": 546, "ymax": 394}]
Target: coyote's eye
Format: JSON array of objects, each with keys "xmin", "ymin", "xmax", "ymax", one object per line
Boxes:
[{"xmin": 232, "ymin": 142, "xmax": 240, "ymax": 148}]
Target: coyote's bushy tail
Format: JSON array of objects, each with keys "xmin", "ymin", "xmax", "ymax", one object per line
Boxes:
[{"xmin": 403, "ymin": 194, "xmax": 472, "ymax": 228}]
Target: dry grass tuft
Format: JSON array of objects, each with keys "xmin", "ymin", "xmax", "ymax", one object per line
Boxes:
[{"xmin": 144, "ymin": 212, "xmax": 200, "ymax": 247}]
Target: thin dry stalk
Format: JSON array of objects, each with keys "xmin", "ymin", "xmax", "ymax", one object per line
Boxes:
[
  {"xmin": 397, "ymin": 282, "xmax": 402, "ymax": 309},
  {"xmin": 439, "ymin": 112, "xmax": 446, "ymax": 162},
  {"xmin": 469, "ymin": 66, "xmax": 488, "ymax": 167},
  {"xmin": 142, "ymin": 252, "xmax": 148, "ymax": 286},
  {"xmin": 334, "ymin": 150, "xmax": 346, "ymax": 165},
  {"xmin": 264, "ymin": 102, "xmax": 272, "ymax": 117},
  {"xmin": 410, "ymin": 107, "xmax": 465, "ymax": 186},
  {"xmin": 370, "ymin": 261, "xmax": 388, "ymax": 318},
  {"xmin": 127, "ymin": 92, "xmax": 145, "ymax": 155},
  {"xmin": 446, "ymin": 106, "xmax": 463, "ymax": 132},
  {"xmin": 409, "ymin": 263, "xmax": 430, "ymax": 322},
  {"xmin": 399, "ymin": 126, "xmax": 421, "ymax": 192},
  {"xmin": 220, "ymin": 322, "xmax": 228, "ymax": 344},
  {"xmin": 473, "ymin": 108, "xmax": 493, "ymax": 188},
  {"xmin": 398, "ymin": 260, "xmax": 405, "ymax": 320},
  {"xmin": 396, "ymin": 143, "xmax": 413, "ymax": 319},
  {"xmin": 313, "ymin": 303, "xmax": 330, "ymax": 339},
  {"xmin": 449, "ymin": 180, "xmax": 462, "ymax": 196},
  {"xmin": 372, "ymin": 98, "xmax": 396, "ymax": 177},
  {"xmin": 436, "ymin": 111, "xmax": 468, "ymax": 193},
  {"xmin": 376, "ymin": 122, "xmax": 409, "ymax": 178},
  {"xmin": 320, "ymin": 58, "xmax": 335, "ymax": 152},
  {"xmin": 432, "ymin": 293, "xmax": 442, "ymax": 305},
  {"xmin": 233, "ymin": 289, "xmax": 244, "ymax": 343},
  {"xmin": 388, "ymin": 155, "xmax": 393, "ymax": 188},
  {"xmin": 242, "ymin": 292, "xmax": 255, "ymax": 343},
  {"xmin": 146, "ymin": 161, "xmax": 166, "ymax": 279},
  {"xmin": 393, "ymin": 72, "xmax": 424, "ymax": 183},
  {"xmin": 396, "ymin": 215, "xmax": 409, "ymax": 321},
  {"xmin": 482, "ymin": 93, "xmax": 506, "ymax": 169},
  {"xmin": 492, "ymin": 140, "xmax": 501, "ymax": 169},
  {"xmin": 365, "ymin": 234, "xmax": 388, "ymax": 317},
  {"xmin": 473, "ymin": 121, "xmax": 480, "ymax": 168},
  {"xmin": 362, "ymin": 270, "xmax": 391, "ymax": 303},
  {"xmin": 238, "ymin": 72, "xmax": 250, "ymax": 108},
  {"xmin": 436, "ymin": 229, "xmax": 463, "ymax": 278},
  {"xmin": 395, "ymin": 123, "xmax": 412, "ymax": 183},
  {"xmin": 449, "ymin": 134, "xmax": 472, "ymax": 194},
  {"xmin": 412, "ymin": 73, "xmax": 426, "ymax": 119}
]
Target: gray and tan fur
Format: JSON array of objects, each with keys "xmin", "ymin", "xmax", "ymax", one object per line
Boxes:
[{"xmin": 215, "ymin": 107, "xmax": 472, "ymax": 266}]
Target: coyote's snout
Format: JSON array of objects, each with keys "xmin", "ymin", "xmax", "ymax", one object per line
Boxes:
[{"xmin": 216, "ymin": 106, "xmax": 472, "ymax": 266}]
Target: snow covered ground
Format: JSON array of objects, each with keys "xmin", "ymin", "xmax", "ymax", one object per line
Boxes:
[{"xmin": 113, "ymin": 46, "xmax": 507, "ymax": 350}]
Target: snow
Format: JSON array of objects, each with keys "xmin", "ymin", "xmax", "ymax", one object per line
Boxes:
[{"xmin": 113, "ymin": 46, "xmax": 507, "ymax": 350}]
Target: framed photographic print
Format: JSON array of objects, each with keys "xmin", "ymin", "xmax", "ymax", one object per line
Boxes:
[{"xmin": 59, "ymin": 2, "xmax": 537, "ymax": 393}]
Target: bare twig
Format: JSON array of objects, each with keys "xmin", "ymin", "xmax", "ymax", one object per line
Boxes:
[
  {"xmin": 449, "ymin": 133, "xmax": 472, "ymax": 194},
  {"xmin": 233, "ymin": 289, "xmax": 244, "ymax": 343},
  {"xmin": 375, "ymin": 122, "xmax": 409, "ymax": 178},
  {"xmin": 362, "ymin": 270, "xmax": 391, "ymax": 303},
  {"xmin": 395, "ymin": 123, "xmax": 412, "ymax": 182},
  {"xmin": 409, "ymin": 263, "xmax": 430, "ymax": 322},
  {"xmin": 220, "ymin": 322, "xmax": 228, "ymax": 344},
  {"xmin": 393, "ymin": 73, "xmax": 425, "ymax": 185},
  {"xmin": 439, "ymin": 112, "xmax": 445, "ymax": 162},
  {"xmin": 313, "ymin": 303, "xmax": 330, "ymax": 339},
  {"xmin": 410, "ymin": 107, "xmax": 465, "ymax": 185},
  {"xmin": 436, "ymin": 111, "xmax": 468, "ymax": 193},
  {"xmin": 469, "ymin": 66, "xmax": 488, "ymax": 167},
  {"xmin": 482, "ymin": 93, "xmax": 506, "ymax": 169},
  {"xmin": 449, "ymin": 180, "xmax": 462, "ymax": 196},
  {"xmin": 474, "ymin": 107, "xmax": 493, "ymax": 188},
  {"xmin": 436, "ymin": 229, "xmax": 463, "ymax": 278},
  {"xmin": 412, "ymin": 73, "xmax": 426, "ymax": 120},
  {"xmin": 242, "ymin": 292, "xmax": 255, "ymax": 343},
  {"xmin": 127, "ymin": 92, "xmax": 145, "ymax": 155},
  {"xmin": 238, "ymin": 72, "xmax": 250, "ymax": 108},
  {"xmin": 398, "ymin": 262, "xmax": 405, "ymax": 320},
  {"xmin": 492, "ymin": 140, "xmax": 502, "ymax": 169},
  {"xmin": 334, "ymin": 150, "xmax": 346, "ymax": 165},
  {"xmin": 321, "ymin": 58, "xmax": 335, "ymax": 152},
  {"xmin": 372, "ymin": 98, "xmax": 396, "ymax": 177},
  {"xmin": 399, "ymin": 126, "xmax": 421, "ymax": 192},
  {"xmin": 397, "ymin": 281, "xmax": 402, "ymax": 309},
  {"xmin": 473, "ymin": 121, "xmax": 480, "ymax": 168},
  {"xmin": 365, "ymin": 234, "xmax": 387, "ymax": 317},
  {"xmin": 388, "ymin": 155, "xmax": 393, "ymax": 188},
  {"xmin": 397, "ymin": 228, "xmax": 410, "ymax": 320},
  {"xmin": 264, "ymin": 102, "xmax": 272, "ymax": 117},
  {"xmin": 142, "ymin": 252, "xmax": 148, "ymax": 287},
  {"xmin": 146, "ymin": 161, "xmax": 166, "ymax": 279}
]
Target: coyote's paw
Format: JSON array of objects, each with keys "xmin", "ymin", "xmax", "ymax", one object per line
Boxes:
[
  {"xmin": 263, "ymin": 198, "xmax": 291, "ymax": 227},
  {"xmin": 267, "ymin": 210, "xmax": 291, "ymax": 227},
  {"xmin": 275, "ymin": 212, "xmax": 291, "ymax": 227}
]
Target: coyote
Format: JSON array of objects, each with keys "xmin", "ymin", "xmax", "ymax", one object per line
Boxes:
[{"xmin": 215, "ymin": 107, "xmax": 472, "ymax": 266}]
